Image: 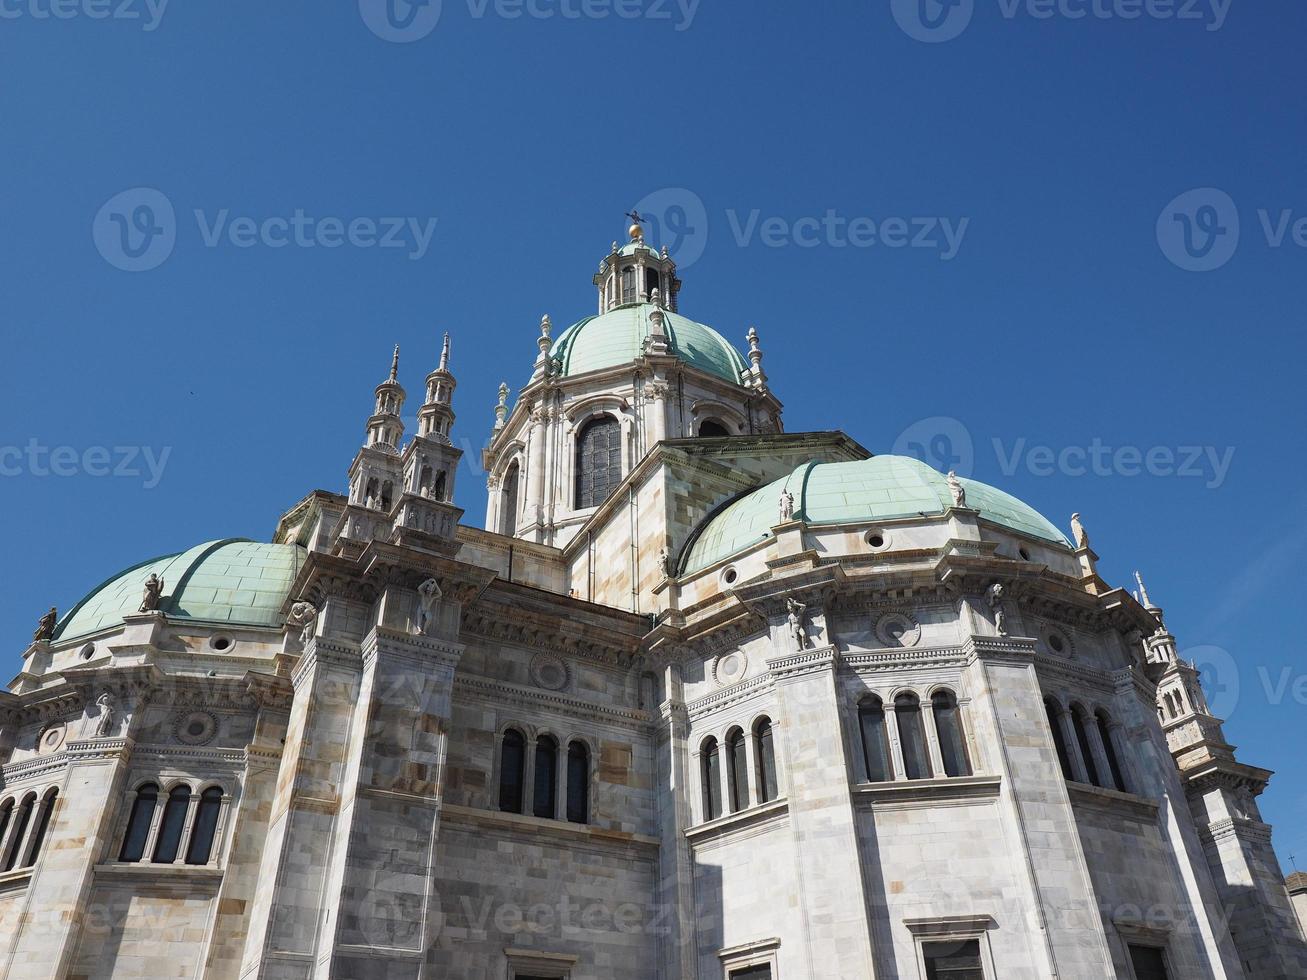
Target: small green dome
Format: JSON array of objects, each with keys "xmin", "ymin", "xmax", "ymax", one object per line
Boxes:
[
  {"xmin": 55, "ymin": 539, "xmax": 306, "ymax": 641},
  {"xmin": 549, "ymin": 304, "xmax": 748, "ymax": 384},
  {"xmin": 683, "ymin": 455, "xmax": 1070, "ymax": 573}
]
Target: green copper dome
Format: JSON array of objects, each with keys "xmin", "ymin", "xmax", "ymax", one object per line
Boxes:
[
  {"xmin": 683, "ymin": 455, "xmax": 1070, "ymax": 573},
  {"xmin": 55, "ymin": 539, "xmax": 306, "ymax": 641},
  {"xmin": 549, "ymin": 304, "xmax": 749, "ymax": 384}
]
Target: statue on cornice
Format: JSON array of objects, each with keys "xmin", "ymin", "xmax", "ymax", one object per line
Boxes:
[
  {"xmin": 1070, "ymin": 513, "xmax": 1090, "ymax": 550},
  {"xmin": 33, "ymin": 606, "xmax": 57, "ymax": 643},
  {"xmin": 986, "ymin": 582, "xmax": 1009, "ymax": 637},
  {"xmin": 778, "ymin": 487, "xmax": 795, "ymax": 524},
  {"xmin": 947, "ymin": 471, "xmax": 967, "ymax": 508},
  {"xmin": 786, "ymin": 597, "xmax": 810, "ymax": 651},
  {"xmin": 287, "ymin": 601, "xmax": 318, "ymax": 645},
  {"xmin": 93, "ymin": 692, "xmax": 115, "ymax": 738},
  {"xmin": 139, "ymin": 574, "xmax": 165, "ymax": 613},
  {"xmin": 414, "ymin": 578, "xmax": 442, "ymax": 636}
]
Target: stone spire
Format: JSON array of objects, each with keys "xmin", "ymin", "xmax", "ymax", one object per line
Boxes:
[
  {"xmin": 417, "ymin": 333, "xmax": 456, "ymax": 444},
  {"xmin": 645, "ymin": 289, "xmax": 671, "ymax": 355},
  {"xmin": 746, "ymin": 326, "xmax": 767, "ymax": 389},
  {"xmin": 365, "ymin": 345, "xmax": 406, "ymax": 452},
  {"xmin": 494, "ymin": 382, "xmax": 510, "ymax": 431},
  {"xmin": 531, "ymin": 315, "xmax": 553, "ymax": 382}
]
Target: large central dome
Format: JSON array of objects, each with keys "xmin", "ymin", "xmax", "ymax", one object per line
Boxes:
[{"xmin": 549, "ymin": 303, "xmax": 749, "ymax": 384}]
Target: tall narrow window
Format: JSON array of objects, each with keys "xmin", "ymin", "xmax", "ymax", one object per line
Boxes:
[
  {"xmin": 645, "ymin": 268, "xmax": 660, "ymax": 298},
  {"xmin": 932, "ymin": 690, "xmax": 972, "ymax": 778},
  {"xmin": 701, "ymin": 738, "xmax": 721, "ymax": 821},
  {"xmin": 186, "ymin": 787, "xmax": 224, "ymax": 865},
  {"xmin": 21, "ymin": 790, "xmax": 56, "ymax": 868},
  {"xmin": 575, "ymin": 416, "xmax": 622, "ymax": 509},
  {"xmin": 1071, "ymin": 705, "xmax": 1101, "ymax": 787},
  {"xmin": 2, "ymin": 795, "xmax": 34, "ymax": 872},
  {"xmin": 726, "ymin": 728, "xmax": 748, "ymax": 813},
  {"xmin": 498, "ymin": 729, "xmax": 526, "ymax": 814},
  {"xmin": 754, "ymin": 717, "xmax": 778, "ymax": 804},
  {"xmin": 1096, "ymin": 711, "xmax": 1127, "ymax": 792},
  {"xmin": 500, "ymin": 462, "xmax": 520, "ymax": 536},
  {"xmin": 152, "ymin": 785, "xmax": 191, "ymax": 863},
  {"xmin": 566, "ymin": 741, "xmax": 589, "ymax": 824},
  {"xmin": 896, "ymin": 693, "xmax": 933, "ymax": 781},
  {"xmin": 119, "ymin": 783, "xmax": 158, "ymax": 862},
  {"xmin": 859, "ymin": 697, "xmax": 892, "ymax": 783},
  {"xmin": 621, "ymin": 266, "xmax": 635, "ymax": 304},
  {"xmin": 0, "ymin": 800, "xmax": 13, "ymax": 860},
  {"xmin": 1045, "ymin": 699, "xmax": 1074, "ymax": 781},
  {"xmin": 432, "ymin": 470, "xmax": 447, "ymax": 502},
  {"xmin": 533, "ymin": 735, "xmax": 559, "ymax": 819},
  {"xmin": 922, "ymin": 938, "xmax": 985, "ymax": 979}
]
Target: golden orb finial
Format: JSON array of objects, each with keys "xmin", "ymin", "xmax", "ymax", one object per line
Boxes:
[{"xmin": 629, "ymin": 222, "xmax": 644, "ymax": 242}]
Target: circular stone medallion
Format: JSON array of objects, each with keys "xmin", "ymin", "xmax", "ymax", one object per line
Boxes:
[
  {"xmin": 529, "ymin": 653, "xmax": 570, "ymax": 692},
  {"xmin": 174, "ymin": 710, "xmax": 219, "ymax": 746},
  {"xmin": 875, "ymin": 612, "xmax": 922, "ymax": 648},
  {"xmin": 38, "ymin": 723, "xmax": 66, "ymax": 753},
  {"xmin": 712, "ymin": 651, "xmax": 748, "ymax": 687}
]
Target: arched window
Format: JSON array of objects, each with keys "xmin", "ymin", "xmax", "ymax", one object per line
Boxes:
[
  {"xmin": 153, "ymin": 785, "xmax": 191, "ymax": 863},
  {"xmin": 1071, "ymin": 706, "xmax": 1101, "ymax": 787},
  {"xmin": 498, "ymin": 730, "xmax": 526, "ymax": 814},
  {"xmin": 1045, "ymin": 698, "xmax": 1074, "ymax": 781},
  {"xmin": 858, "ymin": 696, "xmax": 892, "ymax": 783},
  {"xmin": 645, "ymin": 268, "xmax": 660, "ymax": 298},
  {"xmin": 726, "ymin": 728, "xmax": 748, "ymax": 813},
  {"xmin": 575, "ymin": 416, "xmax": 622, "ymax": 509},
  {"xmin": 895, "ymin": 693, "xmax": 932, "ymax": 780},
  {"xmin": 2, "ymin": 795, "xmax": 34, "ymax": 872},
  {"xmin": 186, "ymin": 787, "xmax": 224, "ymax": 865},
  {"xmin": 698, "ymin": 419, "xmax": 730, "ymax": 438},
  {"xmin": 21, "ymin": 789, "xmax": 57, "ymax": 868},
  {"xmin": 499, "ymin": 462, "xmax": 520, "ymax": 536},
  {"xmin": 119, "ymin": 783, "xmax": 158, "ymax": 862},
  {"xmin": 566, "ymin": 741, "xmax": 589, "ymax": 824},
  {"xmin": 1097, "ymin": 711, "xmax": 1127, "ymax": 792},
  {"xmin": 701, "ymin": 738, "xmax": 721, "ymax": 821},
  {"xmin": 432, "ymin": 470, "xmax": 447, "ymax": 502},
  {"xmin": 533, "ymin": 735, "xmax": 559, "ymax": 819},
  {"xmin": 754, "ymin": 717, "xmax": 778, "ymax": 804},
  {"xmin": 932, "ymin": 690, "xmax": 972, "ymax": 778}
]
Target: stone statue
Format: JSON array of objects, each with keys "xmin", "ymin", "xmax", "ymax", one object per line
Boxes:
[
  {"xmin": 947, "ymin": 471, "xmax": 967, "ymax": 508},
  {"xmin": 987, "ymin": 582, "xmax": 1009, "ymax": 637},
  {"xmin": 778, "ymin": 488, "xmax": 795, "ymax": 523},
  {"xmin": 786, "ymin": 597, "xmax": 809, "ymax": 651},
  {"xmin": 94, "ymin": 692, "xmax": 115, "ymax": 738},
  {"xmin": 287, "ymin": 601, "xmax": 318, "ymax": 644},
  {"xmin": 414, "ymin": 578, "xmax": 442, "ymax": 636},
  {"xmin": 139, "ymin": 573, "xmax": 165, "ymax": 613},
  {"xmin": 33, "ymin": 607, "xmax": 57, "ymax": 643},
  {"xmin": 659, "ymin": 547, "xmax": 673, "ymax": 579},
  {"xmin": 1070, "ymin": 513, "xmax": 1089, "ymax": 549}
]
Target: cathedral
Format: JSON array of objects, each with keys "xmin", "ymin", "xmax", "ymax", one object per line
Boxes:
[{"xmin": 2, "ymin": 220, "xmax": 1306, "ymax": 980}]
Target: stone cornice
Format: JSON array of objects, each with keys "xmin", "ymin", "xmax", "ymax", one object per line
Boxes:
[
  {"xmin": 440, "ymin": 803, "xmax": 659, "ymax": 854},
  {"xmin": 453, "ymin": 675, "xmax": 651, "ymax": 730},
  {"xmin": 686, "ymin": 673, "xmax": 775, "ymax": 722},
  {"xmin": 765, "ymin": 645, "xmax": 838, "ymax": 681},
  {"xmin": 852, "ymin": 775, "xmax": 1002, "ymax": 810},
  {"xmin": 1066, "ymin": 782, "xmax": 1161, "ymax": 823},
  {"xmin": 842, "ymin": 646, "xmax": 971, "ymax": 674},
  {"xmin": 685, "ymin": 797, "xmax": 789, "ymax": 849},
  {"xmin": 1197, "ymin": 816, "xmax": 1274, "ymax": 847}
]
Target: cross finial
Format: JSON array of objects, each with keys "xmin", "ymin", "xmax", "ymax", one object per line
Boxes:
[
  {"xmin": 1291, "ymin": 854, "xmax": 1298, "ymax": 872},
  {"xmin": 389, "ymin": 345, "xmax": 400, "ymax": 382},
  {"xmin": 625, "ymin": 210, "xmax": 646, "ymax": 241}
]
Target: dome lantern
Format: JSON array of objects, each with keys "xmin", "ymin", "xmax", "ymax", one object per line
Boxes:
[{"xmin": 594, "ymin": 212, "xmax": 681, "ymax": 314}]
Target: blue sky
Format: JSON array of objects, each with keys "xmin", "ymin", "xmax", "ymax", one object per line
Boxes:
[{"xmin": 2, "ymin": 0, "xmax": 1305, "ymax": 871}]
